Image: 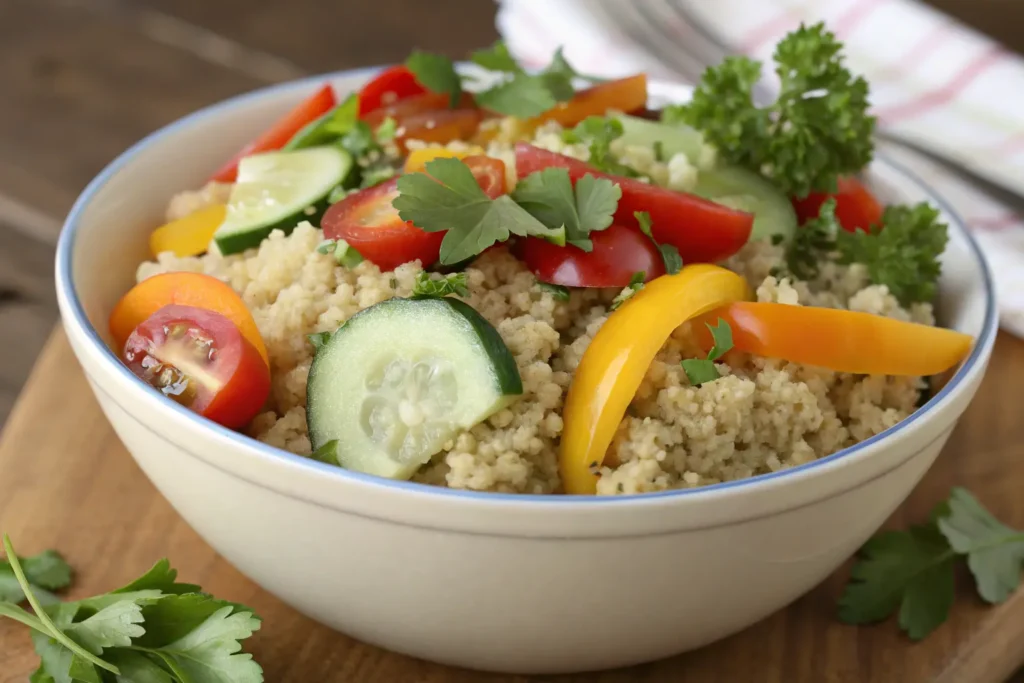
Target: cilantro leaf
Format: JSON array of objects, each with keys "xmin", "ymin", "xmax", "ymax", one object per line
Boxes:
[
  {"xmin": 0, "ymin": 549, "xmax": 72, "ymax": 604},
  {"xmin": 511, "ymin": 168, "xmax": 619, "ymax": 251},
  {"xmin": 104, "ymin": 651, "xmax": 176, "ymax": 683},
  {"xmin": 681, "ymin": 319, "xmax": 733, "ymax": 386},
  {"xmin": 111, "ymin": 559, "xmax": 201, "ymax": 596},
  {"xmin": 394, "ymin": 157, "xmax": 564, "ymax": 264},
  {"xmin": 838, "ymin": 523, "xmax": 955, "ymax": 640},
  {"xmin": 66, "ymin": 599, "xmax": 146, "ymax": 655},
  {"xmin": 675, "ymin": 22, "xmax": 875, "ymax": 197},
  {"xmin": 564, "ymin": 116, "xmax": 640, "ymax": 177},
  {"xmin": 937, "ymin": 487, "xmax": 1024, "ymax": 604},
  {"xmin": 474, "ymin": 75, "xmax": 558, "ymax": 118},
  {"xmin": 140, "ymin": 605, "xmax": 262, "ymax": 683},
  {"xmin": 405, "ymin": 50, "xmax": 462, "ymax": 108},
  {"xmin": 283, "ymin": 94, "xmax": 358, "ymax": 151},
  {"xmin": 634, "ymin": 211, "xmax": 683, "ymax": 275},
  {"xmin": 412, "ymin": 271, "xmax": 470, "ymax": 298},
  {"xmin": 836, "ymin": 202, "xmax": 947, "ymax": 306},
  {"xmin": 536, "ymin": 280, "xmax": 570, "ymax": 301},
  {"xmin": 470, "ymin": 40, "xmax": 521, "ymax": 73},
  {"xmin": 610, "ymin": 272, "xmax": 646, "ymax": 311}
]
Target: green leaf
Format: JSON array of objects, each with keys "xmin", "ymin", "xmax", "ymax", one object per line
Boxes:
[
  {"xmin": 565, "ymin": 116, "xmax": 639, "ymax": 177},
  {"xmin": 937, "ymin": 488, "xmax": 1024, "ymax": 604},
  {"xmin": 338, "ymin": 121, "xmax": 378, "ymax": 158},
  {"xmin": 681, "ymin": 319, "xmax": 733, "ymax": 386},
  {"xmin": 405, "ymin": 50, "xmax": 462, "ymax": 108},
  {"xmin": 307, "ymin": 332, "xmax": 331, "ymax": 351},
  {"xmin": 66, "ymin": 599, "xmax": 146, "ymax": 655},
  {"xmin": 310, "ymin": 440, "xmax": 339, "ymax": 466},
  {"xmin": 412, "ymin": 271, "xmax": 470, "ymax": 298},
  {"xmin": 610, "ymin": 272, "xmax": 645, "ymax": 311},
  {"xmin": 359, "ymin": 164, "xmax": 397, "ymax": 190},
  {"xmin": 838, "ymin": 524, "xmax": 955, "ymax": 640},
  {"xmin": 785, "ymin": 197, "xmax": 840, "ymax": 281},
  {"xmin": 140, "ymin": 606, "xmax": 263, "ymax": 683},
  {"xmin": 318, "ymin": 238, "xmax": 364, "ymax": 268},
  {"xmin": 634, "ymin": 211, "xmax": 683, "ymax": 275},
  {"xmin": 536, "ymin": 281, "xmax": 570, "ymax": 301},
  {"xmin": 112, "ymin": 560, "xmax": 200, "ymax": 596},
  {"xmin": 0, "ymin": 599, "xmax": 52, "ymax": 634},
  {"xmin": 394, "ymin": 158, "xmax": 562, "ymax": 264},
  {"xmin": 33, "ymin": 632, "xmax": 75, "ymax": 683},
  {"xmin": 106, "ymin": 651, "xmax": 175, "ymax": 683},
  {"xmin": 574, "ymin": 175, "xmax": 620, "ymax": 236},
  {"xmin": 705, "ymin": 318, "xmax": 734, "ymax": 362},
  {"xmin": 0, "ymin": 549, "xmax": 72, "ymax": 603},
  {"xmin": 374, "ymin": 116, "xmax": 398, "ymax": 143},
  {"xmin": 68, "ymin": 656, "xmax": 103, "ymax": 683},
  {"xmin": 135, "ymin": 594, "xmax": 257, "ymax": 648},
  {"xmin": 511, "ymin": 168, "xmax": 618, "ymax": 251},
  {"xmin": 469, "ymin": 40, "xmax": 521, "ymax": 73},
  {"xmin": 474, "ymin": 75, "xmax": 557, "ymax": 118}
]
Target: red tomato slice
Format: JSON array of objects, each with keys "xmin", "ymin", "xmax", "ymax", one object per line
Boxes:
[
  {"xmin": 514, "ymin": 144, "xmax": 753, "ymax": 263},
  {"xmin": 322, "ymin": 155, "xmax": 507, "ymax": 271},
  {"xmin": 209, "ymin": 84, "xmax": 336, "ymax": 184},
  {"xmin": 358, "ymin": 65, "xmax": 429, "ymax": 117},
  {"xmin": 517, "ymin": 224, "xmax": 665, "ymax": 287},
  {"xmin": 122, "ymin": 305, "xmax": 270, "ymax": 430},
  {"xmin": 792, "ymin": 176, "xmax": 884, "ymax": 233}
]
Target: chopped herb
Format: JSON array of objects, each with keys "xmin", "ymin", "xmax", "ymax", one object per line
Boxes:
[
  {"xmin": 359, "ymin": 164, "xmax": 397, "ymax": 189},
  {"xmin": 634, "ymin": 211, "xmax": 683, "ymax": 275},
  {"xmin": 405, "ymin": 50, "xmax": 463, "ymax": 107},
  {"xmin": 610, "ymin": 271, "xmax": 646, "ymax": 310},
  {"xmin": 669, "ymin": 22, "xmax": 875, "ymax": 198},
  {"xmin": 839, "ymin": 488, "xmax": 1024, "ymax": 641},
  {"xmin": 283, "ymin": 93, "xmax": 359, "ymax": 151},
  {"xmin": 511, "ymin": 167, "xmax": 620, "ymax": 251},
  {"xmin": 338, "ymin": 120, "xmax": 378, "ymax": 158},
  {"xmin": 536, "ymin": 280, "xmax": 571, "ymax": 301},
  {"xmin": 327, "ymin": 185, "xmax": 351, "ymax": 204},
  {"xmin": 412, "ymin": 271, "xmax": 470, "ymax": 298},
  {"xmin": 681, "ymin": 318, "xmax": 733, "ymax": 386},
  {"xmin": 394, "ymin": 157, "xmax": 565, "ymax": 265},
  {"xmin": 307, "ymin": 331, "xmax": 332, "ymax": 351},
  {"xmin": 653, "ymin": 140, "xmax": 665, "ymax": 163},
  {"xmin": 563, "ymin": 116, "xmax": 641, "ymax": 177},
  {"xmin": 389, "ymin": 277, "xmax": 398, "ymax": 290},
  {"xmin": 0, "ymin": 535, "xmax": 263, "ymax": 683},
  {"xmin": 374, "ymin": 116, "xmax": 398, "ymax": 143},
  {"xmin": 310, "ymin": 440, "xmax": 340, "ymax": 465},
  {"xmin": 785, "ymin": 197, "xmax": 842, "ymax": 281},
  {"xmin": 317, "ymin": 239, "xmax": 364, "ymax": 268}
]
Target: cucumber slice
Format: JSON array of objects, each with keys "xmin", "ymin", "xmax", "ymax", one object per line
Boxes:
[
  {"xmin": 214, "ymin": 146, "xmax": 352, "ymax": 255},
  {"xmin": 693, "ymin": 166, "xmax": 798, "ymax": 242},
  {"xmin": 306, "ymin": 297, "xmax": 523, "ymax": 480},
  {"xmin": 613, "ymin": 114, "xmax": 705, "ymax": 164}
]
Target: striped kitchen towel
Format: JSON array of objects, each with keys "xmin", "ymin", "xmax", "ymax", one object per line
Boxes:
[{"xmin": 495, "ymin": 0, "xmax": 1024, "ymax": 337}]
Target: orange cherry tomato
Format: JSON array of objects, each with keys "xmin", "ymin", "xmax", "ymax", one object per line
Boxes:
[
  {"xmin": 110, "ymin": 272, "xmax": 268, "ymax": 367},
  {"xmin": 122, "ymin": 305, "xmax": 270, "ymax": 429},
  {"xmin": 529, "ymin": 74, "xmax": 648, "ymax": 128}
]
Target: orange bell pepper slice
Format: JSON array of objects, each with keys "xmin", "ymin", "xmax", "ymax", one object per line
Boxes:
[
  {"xmin": 693, "ymin": 302, "xmax": 973, "ymax": 376},
  {"xmin": 531, "ymin": 74, "xmax": 648, "ymax": 129},
  {"xmin": 560, "ymin": 264, "xmax": 751, "ymax": 495},
  {"xmin": 110, "ymin": 272, "xmax": 268, "ymax": 366}
]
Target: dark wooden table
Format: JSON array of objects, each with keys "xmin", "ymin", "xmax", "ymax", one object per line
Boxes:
[{"xmin": 1, "ymin": 0, "xmax": 1023, "ymax": 679}]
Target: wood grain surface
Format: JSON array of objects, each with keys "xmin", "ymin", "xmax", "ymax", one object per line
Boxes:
[{"xmin": 1, "ymin": 0, "xmax": 1024, "ymax": 680}]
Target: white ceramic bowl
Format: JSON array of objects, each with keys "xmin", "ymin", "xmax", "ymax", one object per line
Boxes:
[{"xmin": 55, "ymin": 68, "xmax": 998, "ymax": 675}]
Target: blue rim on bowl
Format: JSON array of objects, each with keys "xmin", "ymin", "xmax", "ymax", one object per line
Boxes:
[{"xmin": 55, "ymin": 67, "xmax": 999, "ymax": 505}]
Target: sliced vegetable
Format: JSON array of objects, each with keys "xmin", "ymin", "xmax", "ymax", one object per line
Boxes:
[
  {"xmin": 792, "ymin": 176, "xmax": 883, "ymax": 233},
  {"xmin": 324, "ymin": 155, "xmax": 507, "ymax": 271},
  {"xmin": 614, "ymin": 114, "xmax": 705, "ymax": 164},
  {"xmin": 692, "ymin": 165, "xmax": 798, "ymax": 242},
  {"xmin": 209, "ymin": 84, "xmax": 336, "ymax": 183},
  {"xmin": 404, "ymin": 145, "xmax": 484, "ymax": 173},
  {"xmin": 518, "ymin": 224, "xmax": 664, "ymax": 288},
  {"xmin": 390, "ymin": 108, "xmax": 485, "ymax": 153},
  {"xmin": 362, "ymin": 91, "xmax": 476, "ymax": 129},
  {"xmin": 109, "ymin": 272, "xmax": 268, "ymax": 366},
  {"xmin": 693, "ymin": 302, "xmax": 973, "ymax": 376},
  {"xmin": 358, "ymin": 65, "xmax": 429, "ymax": 116},
  {"xmin": 148, "ymin": 204, "xmax": 227, "ymax": 258},
  {"xmin": 306, "ymin": 297, "xmax": 522, "ymax": 480},
  {"xmin": 560, "ymin": 264, "xmax": 751, "ymax": 494},
  {"xmin": 528, "ymin": 75, "xmax": 647, "ymax": 129},
  {"xmin": 213, "ymin": 146, "xmax": 352, "ymax": 255},
  {"xmin": 122, "ymin": 305, "xmax": 270, "ymax": 429},
  {"xmin": 283, "ymin": 93, "xmax": 359, "ymax": 151},
  {"xmin": 514, "ymin": 143, "xmax": 753, "ymax": 263}
]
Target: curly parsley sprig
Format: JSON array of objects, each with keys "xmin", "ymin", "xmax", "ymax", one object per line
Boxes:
[{"xmin": 669, "ymin": 22, "xmax": 875, "ymax": 198}]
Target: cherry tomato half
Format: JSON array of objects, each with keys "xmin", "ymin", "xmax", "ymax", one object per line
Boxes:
[
  {"xmin": 209, "ymin": 84, "xmax": 336, "ymax": 184},
  {"xmin": 792, "ymin": 176, "xmax": 884, "ymax": 233},
  {"xmin": 323, "ymin": 155, "xmax": 507, "ymax": 271},
  {"xmin": 517, "ymin": 224, "xmax": 665, "ymax": 288},
  {"xmin": 514, "ymin": 143, "xmax": 753, "ymax": 263},
  {"xmin": 122, "ymin": 305, "xmax": 270, "ymax": 430},
  {"xmin": 358, "ymin": 65, "xmax": 429, "ymax": 117}
]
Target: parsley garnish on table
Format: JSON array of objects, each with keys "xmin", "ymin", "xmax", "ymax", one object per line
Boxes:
[
  {"xmin": 667, "ymin": 21, "xmax": 875, "ymax": 198},
  {"xmin": 393, "ymin": 157, "xmax": 567, "ymax": 265},
  {"xmin": 681, "ymin": 319, "xmax": 733, "ymax": 386},
  {"xmin": 0, "ymin": 535, "xmax": 263, "ymax": 682},
  {"xmin": 511, "ymin": 167, "xmax": 621, "ymax": 251},
  {"xmin": 839, "ymin": 488, "xmax": 1024, "ymax": 640}
]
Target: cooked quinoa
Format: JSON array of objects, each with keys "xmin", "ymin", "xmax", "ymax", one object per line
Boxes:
[{"xmin": 139, "ymin": 121, "xmax": 935, "ymax": 495}]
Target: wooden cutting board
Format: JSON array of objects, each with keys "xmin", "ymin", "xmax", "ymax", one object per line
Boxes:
[{"xmin": 2, "ymin": 329, "xmax": 1024, "ymax": 683}]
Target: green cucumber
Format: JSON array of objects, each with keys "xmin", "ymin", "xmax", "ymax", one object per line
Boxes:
[
  {"xmin": 213, "ymin": 146, "xmax": 352, "ymax": 255},
  {"xmin": 306, "ymin": 297, "xmax": 523, "ymax": 480},
  {"xmin": 613, "ymin": 114, "xmax": 705, "ymax": 164},
  {"xmin": 693, "ymin": 165, "xmax": 798, "ymax": 242}
]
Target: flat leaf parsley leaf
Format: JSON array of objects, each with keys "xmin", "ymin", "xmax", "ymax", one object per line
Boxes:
[
  {"xmin": 672, "ymin": 22, "xmax": 875, "ymax": 197},
  {"xmin": 0, "ymin": 549, "xmax": 72, "ymax": 604},
  {"xmin": 536, "ymin": 280, "xmax": 571, "ymax": 301},
  {"xmin": 406, "ymin": 50, "xmax": 462, "ymax": 107},
  {"xmin": 511, "ymin": 168, "xmax": 620, "ymax": 251},
  {"xmin": 412, "ymin": 271, "xmax": 470, "ymax": 298},
  {"xmin": 610, "ymin": 271, "xmax": 646, "ymax": 311},
  {"xmin": 562, "ymin": 116, "xmax": 641, "ymax": 177},
  {"xmin": 839, "ymin": 488, "xmax": 1024, "ymax": 641},
  {"xmin": 634, "ymin": 211, "xmax": 683, "ymax": 275},
  {"xmin": 470, "ymin": 40, "xmax": 521, "ymax": 73},
  {"xmin": 393, "ymin": 157, "xmax": 565, "ymax": 265},
  {"xmin": 681, "ymin": 319, "xmax": 733, "ymax": 386}
]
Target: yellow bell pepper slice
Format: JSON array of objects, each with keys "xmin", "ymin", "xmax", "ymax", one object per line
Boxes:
[
  {"xmin": 560, "ymin": 264, "xmax": 751, "ymax": 495},
  {"xmin": 149, "ymin": 204, "xmax": 227, "ymax": 258},
  {"xmin": 404, "ymin": 146, "xmax": 484, "ymax": 173}
]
